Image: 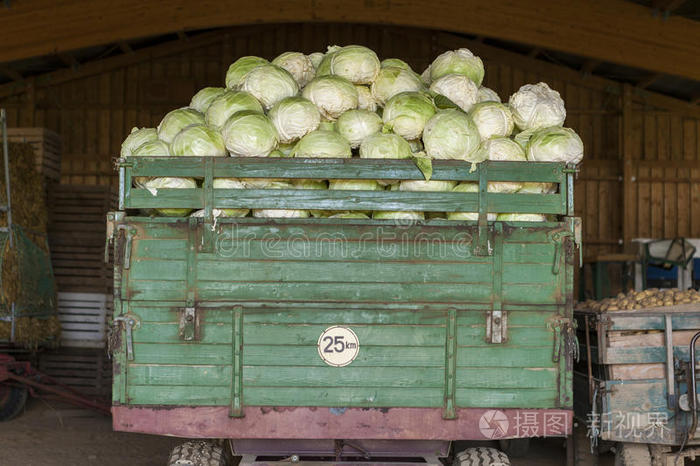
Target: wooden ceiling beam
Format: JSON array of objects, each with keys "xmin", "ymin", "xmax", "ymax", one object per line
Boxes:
[
  {"xmin": 581, "ymin": 59, "xmax": 602, "ymax": 75},
  {"xmin": 57, "ymin": 52, "xmax": 79, "ymax": 69},
  {"xmin": 652, "ymin": 0, "xmax": 687, "ymax": 13},
  {"xmin": 0, "ymin": 67, "xmax": 23, "ymax": 82},
  {"xmin": 0, "ymin": 0, "xmax": 698, "ymax": 81},
  {"xmin": 636, "ymin": 73, "xmax": 663, "ymax": 89},
  {"xmin": 118, "ymin": 40, "xmax": 134, "ymax": 54},
  {"xmin": 528, "ymin": 48, "xmax": 542, "ymax": 59}
]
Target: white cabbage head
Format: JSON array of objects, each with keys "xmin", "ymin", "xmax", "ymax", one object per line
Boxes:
[
  {"xmin": 205, "ymin": 90, "xmax": 264, "ymax": 129},
  {"xmin": 513, "ymin": 128, "xmax": 538, "ymax": 150},
  {"xmin": 477, "ymin": 86, "xmax": 501, "ymax": 103},
  {"xmin": 430, "ymin": 74, "xmax": 479, "ymax": 112},
  {"xmin": 380, "ymin": 58, "xmax": 413, "ymax": 71},
  {"xmin": 121, "ymin": 127, "xmax": 158, "ymax": 158},
  {"xmin": 355, "ymin": 85, "xmax": 378, "ymax": 112},
  {"xmin": 359, "ymin": 132, "xmax": 413, "ymax": 159},
  {"xmin": 422, "ymin": 109, "xmax": 481, "ymax": 161},
  {"xmin": 336, "ymin": 109, "xmax": 383, "ymax": 149},
  {"xmin": 497, "ymin": 213, "xmax": 547, "ymax": 222},
  {"xmin": 430, "ymin": 48, "xmax": 484, "ymax": 86},
  {"xmin": 225, "ymin": 56, "xmax": 269, "ymax": 89},
  {"xmin": 302, "ymin": 75, "xmax": 359, "ymax": 120},
  {"xmin": 382, "ymin": 91, "xmax": 437, "ymax": 140},
  {"xmin": 399, "ymin": 180, "xmax": 457, "ymax": 192},
  {"xmin": 221, "ymin": 111, "xmax": 279, "ymax": 157},
  {"xmin": 508, "ymin": 82, "xmax": 566, "ymax": 130},
  {"xmin": 291, "ymin": 130, "xmax": 352, "ymax": 158},
  {"xmin": 240, "ymin": 64, "xmax": 299, "ymax": 110},
  {"xmin": 373, "ymin": 211, "xmax": 425, "ymax": 220},
  {"xmin": 140, "ymin": 177, "xmax": 197, "ymax": 217},
  {"xmin": 268, "ymin": 96, "xmax": 321, "ymax": 144},
  {"xmin": 329, "ymin": 179, "xmax": 384, "ymax": 191},
  {"xmin": 475, "ymin": 137, "xmax": 527, "ymax": 193},
  {"xmin": 157, "ymin": 108, "xmax": 206, "ymax": 144},
  {"xmin": 190, "ymin": 87, "xmax": 227, "ymax": 113},
  {"xmin": 469, "ymin": 102, "xmax": 514, "ymax": 140},
  {"xmin": 329, "ymin": 45, "xmax": 380, "ymax": 84},
  {"xmin": 131, "ymin": 139, "xmax": 170, "ymax": 156},
  {"xmin": 308, "ymin": 52, "xmax": 324, "ymax": 69},
  {"xmin": 272, "ymin": 51, "xmax": 316, "ymax": 87},
  {"xmin": 526, "ymin": 126, "xmax": 584, "ymax": 164},
  {"xmin": 370, "ymin": 67, "xmax": 424, "ymax": 106},
  {"xmin": 447, "ymin": 182, "xmax": 497, "ymax": 221},
  {"xmin": 171, "ymin": 124, "xmax": 227, "ymax": 157}
]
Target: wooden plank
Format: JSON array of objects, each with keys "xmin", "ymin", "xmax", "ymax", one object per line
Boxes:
[{"xmin": 456, "ymin": 388, "xmax": 558, "ymax": 408}]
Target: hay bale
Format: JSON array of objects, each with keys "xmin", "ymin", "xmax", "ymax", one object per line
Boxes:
[
  {"xmin": 0, "ymin": 315, "xmax": 61, "ymax": 350},
  {"xmin": 0, "ymin": 142, "xmax": 48, "ymax": 232}
]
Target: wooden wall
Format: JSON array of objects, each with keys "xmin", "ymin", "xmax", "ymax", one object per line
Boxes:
[{"xmin": 0, "ymin": 23, "xmax": 698, "ymax": 256}]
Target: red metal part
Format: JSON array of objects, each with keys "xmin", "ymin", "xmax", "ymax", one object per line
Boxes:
[
  {"xmin": 113, "ymin": 406, "xmax": 572, "ymax": 440},
  {"xmin": 0, "ymin": 353, "xmax": 111, "ymax": 415}
]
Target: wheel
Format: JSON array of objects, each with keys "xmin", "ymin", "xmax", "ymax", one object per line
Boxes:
[
  {"xmin": 614, "ymin": 443, "xmax": 651, "ymax": 466},
  {"xmin": 572, "ymin": 422, "xmax": 598, "ymax": 466},
  {"xmin": 167, "ymin": 440, "xmax": 228, "ymax": 466},
  {"xmin": 454, "ymin": 447, "xmax": 510, "ymax": 466},
  {"xmin": 0, "ymin": 383, "xmax": 28, "ymax": 421},
  {"xmin": 498, "ymin": 438, "xmax": 529, "ymax": 457}
]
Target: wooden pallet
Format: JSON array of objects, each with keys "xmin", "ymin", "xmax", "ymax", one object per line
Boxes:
[
  {"xmin": 6, "ymin": 127, "xmax": 62, "ymax": 184},
  {"xmin": 58, "ymin": 292, "xmax": 112, "ymax": 348},
  {"xmin": 38, "ymin": 347, "xmax": 112, "ymax": 398},
  {"xmin": 48, "ymin": 185, "xmax": 116, "ymax": 294}
]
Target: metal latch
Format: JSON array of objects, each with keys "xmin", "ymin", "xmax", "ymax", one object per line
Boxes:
[
  {"xmin": 105, "ymin": 212, "xmax": 136, "ymax": 269},
  {"xmin": 486, "ymin": 308, "xmax": 506, "ymax": 344},
  {"xmin": 549, "ymin": 317, "xmax": 578, "ymax": 363},
  {"xmin": 179, "ymin": 307, "xmax": 200, "ymax": 341},
  {"xmin": 112, "ymin": 314, "xmax": 140, "ymax": 360},
  {"xmin": 549, "ymin": 229, "xmax": 574, "ymax": 275}
]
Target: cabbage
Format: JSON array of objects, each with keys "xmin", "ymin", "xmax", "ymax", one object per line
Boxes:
[
  {"xmin": 190, "ymin": 87, "xmax": 227, "ymax": 113},
  {"xmin": 382, "ymin": 91, "xmax": 436, "ymax": 140},
  {"xmin": 121, "ymin": 127, "xmax": 158, "ymax": 158},
  {"xmin": 420, "ymin": 65, "xmax": 432, "ymax": 85},
  {"xmin": 356, "ymin": 85, "xmax": 378, "ymax": 112},
  {"xmin": 191, "ymin": 177, "xmax": 249, "ymax": 218},
  {"xmin": 359, "ymin": 132, "xmax": 412, "ymax": 159},
  {"xmin": 240, "ymin": 64, "xmax": 299, "ymax": 110},
  {"xmin": 519, "ymin": 182, "xmax": 557, "ymax": 194},
  {"xmin": 399, "ymin": 180, "xmax": 457, "ymax": 191},
  {"xmin": 251, "ymin": 181, "xmax": 311, "ymax": 219},
  {"xmin": 277, "ymin": 142, "xmax": 296, "ymax": 157},
  {"xmin": 132, "ymin": 139, "xmax": 170, "ymax": 156},
  {"xmin": 205, "ymin": 90, "xmax": 264, "ymax": 129},
  {"xmin": 475, "ymin": 138, "xmax": 526, "ymax": 193},
  {"xmin": 294, "ymin": 179, "xmax": 328, "ymax": 190},
  {"xmin": 336, "ymin": 109, "xmax": 383, "ymax": 149},
  {"xmin": 497, "ymin": 213, "xmax": 547, "ymax": 222},
  {"xmin": 225, "ymin": 56, "xmax": 269, "ymax": 89},
  {"xmin": 430, "ymin": 49, "xmax": 484, "ymax": 86},
  {"xmin": 513, "ymin": 128, "xmax": 537, "ymax": 150},
  {"xmin": 190, "ymin": 208, "xmax": 248, "ymax": 218},
  {"xmin": 308, "ymin": 52, "xmax": 324, "ymax": 69},
  {"xmin": 171, "ymin": 124, "xmax": 227, "ymax": 157},
  {"xmin": 373, "ymin": 211, "xmax": 424, "ymax": 220},
  {"xmin": 370, "ymin": 67, "xmax": 424, "ymax": 106},
  {"xmin": 292, "ymin": 130, "xmax": 351, "ymax": 158},
  {"xmin": 329, "ymin": 45, "xmax": 380, "ymax": 84},
  {"xmin": 380, "ymin": 58, "xmax": 413, "ymax": 71},
  {"xmin": 302, "ymin": 75, "xmax": 358, "ymax": 120},
  {"xmin": 268, "ymin": 97, "xmax": 321, "ymax": 143},
  {"xmin": 477, "ymin": 86, "xmax": 501, "ymax": 103},
  {"xmin": 315, "ymin": 49, "xmax": 336, "ymax": 77},
  {"xmin": 430, "ymin": 74, "xmax": 479, "ymax": 112},
  {"xmin": 241, "ymin": 179, "xmax": 293, "ymax": 189},
  {"xmin": 221, "ymin": 111, "xmax": 278, "ymax": 157},
  {"xmin": 318, "ymin": 120, "xmax": 337, "ymax": 131},
  {"xmin": 423, "ymin": 109, "xmax": 481, "ymax": 161},
  {"xmin": 272, "ymin": 51, "xmax": 315, "ymax": 87},
  {"xmin": 469, "ymin": 102, "xmax": 514, "ymax": 140},
  {"xmin": 329, "ymin": 179, "xmax": 384, "ymax": 191},
  {"xmin": 408, "ymin": 139, "xmax": 424, "ymax": 153},
  {"xmin": 526, "ymin": 126, "xmax": 584, "ymax": 164},
  {"xmin": 140, "ymin": 177, "xmax": 197, "ymax": 217},
  {"xmin": 508, "ymin": 82, "xmax": 566, "ymax": 130},
  {"xmin": 157, "ymin": 108, "xmax": 206, "ymax": 144},
  {"xmin": 328, "ymin": 212, "xmax": 370, "ymax": 219},
  {"xmin": 447, "ymin": 183, "xmax": 497, "ymax": 221}
]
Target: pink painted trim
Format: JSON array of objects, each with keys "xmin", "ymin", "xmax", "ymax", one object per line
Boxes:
[{"xmin": 113, "ymin": 406, "xmax": 571, "ymax": 440}]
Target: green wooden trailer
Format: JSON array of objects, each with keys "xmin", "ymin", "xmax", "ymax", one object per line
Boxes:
[{"xmin": 109, "ymin": 156, "xmax": 580, "ymax": 466}]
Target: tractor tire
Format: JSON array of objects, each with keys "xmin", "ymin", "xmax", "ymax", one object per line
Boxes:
[
  {"xmin": 614, "ymin": 443, "xmax": 651, "ymax": 466},
  {"xmin": 167, "ymin": 440, "xmax": 228, "ymax": 466},
  {"xmin": 0, "ymin": 383, "xmax": 28, "ymax": 421},
  {"xmin": 454, "ymin": 447, "xmax": 510, "ymax": 466},
  {"xmin": 498, "ymin": 438, "xmax": 530, "ymax": 457}
]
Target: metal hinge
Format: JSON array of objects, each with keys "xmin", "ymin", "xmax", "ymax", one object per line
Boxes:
[
  {"xmin": 111, "ymin": 314, "xmax": 140, "ymax": 360},
  {"xmin": 179, "ymin": 307, "xmax": 200, "ymax": 341},
  {"xmin": 549, "ymin": 316, "xmax": 578, "ymax": 363}
]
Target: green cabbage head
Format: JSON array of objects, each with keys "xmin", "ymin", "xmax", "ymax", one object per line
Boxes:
[
  {"xmin": 526, "ymin": 126, "xmax": 583, "ymax": 164},
  {"xmin": 291, "ymin": 130, "xmax": 352, "ymax": 158},
  {"xmin": 221, "ymin": 111, "xmax": 279, "ymax": 157},
  {"xmin": 329, "ymin": 45, "xmax": 380, "ymax": 84},
  {"xmin": 190, "ymin": 87, "xmax": 226, "ymax": 113},
  {"xmin": 422, "ymin": 109, "xmax": 481, "ymax": 161},
  {"xmin": 371, "ymin": 67, "xmax": 424, "ymax": 106},
  {"xmin": 225, "ymin": 56, "xmax": 269, "ymax": 89},
  {"xmin": 171, "ymin": 124, "xmax": 227, "ymax": 157},
  {"xmin": 302, "ymin": 75, "xmax": 359, "ymax": 120},
  {"xmin": 430, "ymin": 48, "xmax": 484, "ymax": 86},
  {"xmin": 157, "ymin": 108, "xmax": 205, "ymax": 144},
  {"xmin": 205, "ymin": 90, "xmax": 263, "ymax": 129},
  {"xmin": 240, "ymin": 64, "xmax": 299, "ymax": 109},
  {"xmin": 268, "ymin": 96, "xmax": 321, "ymax": 144},
  {"xmin": 121, "ymin": 127, "xmax": 158, "ymax": 158},
  {"xmin": 336, "ymin": 109, "xmax": 383, "ymax": 149},
  {"xmin": 382, "ymin": 91, "xmax": 437, "ymax": 140}
]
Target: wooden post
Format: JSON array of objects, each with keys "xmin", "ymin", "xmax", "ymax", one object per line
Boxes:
[{"xmin": 622, "ymin": 84, "xmax": 635, "ymax": 253}]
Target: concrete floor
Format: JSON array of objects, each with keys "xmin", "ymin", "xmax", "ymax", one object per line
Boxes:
[{"xmin": 0, "ymin": 399, "xmax": 619, "ymax": 466}]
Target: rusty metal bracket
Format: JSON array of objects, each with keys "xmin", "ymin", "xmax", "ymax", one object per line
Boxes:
[
  {"xmin": 548, "ymin": 316, "xmax": 576, "ymax": 363},
  {"xmin": 486, "ymin": 223, "xmax": 506, "ymax": 344},
  {"xmin": 549, "ymin": 229, "xmax": 574, "ymax": 275},
  {"xmin": 112, "ymin": 314, "xmax": 140, "ymax": 361},
  {"xmin": 178, "ymin": 307, "xmax": 200, "ymax": 342}
]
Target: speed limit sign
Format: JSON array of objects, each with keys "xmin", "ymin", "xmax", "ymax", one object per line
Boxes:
[{"xmin": 317, "ymin": 326, "xmax": 360, "ymax": 367}]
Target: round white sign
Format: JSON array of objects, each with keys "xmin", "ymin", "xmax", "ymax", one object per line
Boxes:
[{"xmin": 317, "ymin": 326, "xmax": 360, "ymax": 367}]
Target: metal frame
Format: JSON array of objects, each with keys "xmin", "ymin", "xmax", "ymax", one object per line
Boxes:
[{"xmin": 0, "ymin": 108, "xmax": 12, "ymax": 245}]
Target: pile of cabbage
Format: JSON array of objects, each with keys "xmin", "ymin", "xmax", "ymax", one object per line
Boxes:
[{"xmin": 121, "ymin": 45, "xmax": 583, "ymax": 220}]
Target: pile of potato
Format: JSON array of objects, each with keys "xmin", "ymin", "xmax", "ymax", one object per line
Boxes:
[{"xmin": 580, "ymin": 288, "xmax": 700, "ymax": 312}]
